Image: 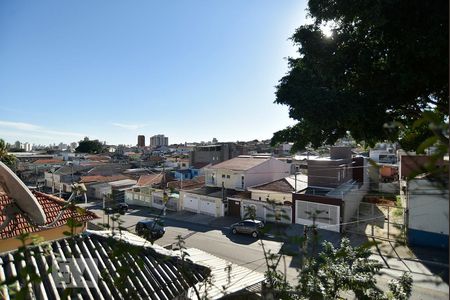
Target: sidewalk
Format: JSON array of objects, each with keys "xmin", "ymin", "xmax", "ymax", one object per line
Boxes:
[
  {"xmin": 146, "ymin": 207, "xmax": 240, "ymax": 228},
  {"xmin": 144, "ymin": 207, "xmax": 448, "ymax": 269}
]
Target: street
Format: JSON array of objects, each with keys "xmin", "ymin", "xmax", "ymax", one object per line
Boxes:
[{"xmin": 85, "ymin": 204, "xmax": 449, "ymax": 299}]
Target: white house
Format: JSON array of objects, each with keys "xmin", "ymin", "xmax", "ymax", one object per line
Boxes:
[{"xmin": 204, "ymin": 156, "xmax": 291, "ymax": 191}]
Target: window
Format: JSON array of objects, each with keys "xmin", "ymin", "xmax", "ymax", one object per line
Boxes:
[
  {"xmin": 241, "ymin": 176, "xmax": 245, "ymax": 188},
  {"xmin": 222, "ymin": 174, "xmax": 225, "ymax": 178},
  {"xmin": 226, "ymin": 175, "xmax": 230, "ymax": 179}
]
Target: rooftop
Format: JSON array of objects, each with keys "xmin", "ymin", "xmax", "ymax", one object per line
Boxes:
[
  {"xmin": 136, "ymin": 174, "xmax": 164, "ymax": 187},
  {"xmin": 249, "ymin": 174, "xmax": 308, "ymax": 193},
  {"xmin": 209, "ymin": 156, "xmax": 270, "ymax": 171},
  {"xmin": 0, "ymin": 191, "xmax": 98, "ymax": 240},
  {"xmin": 0, "ymin": 232, "xmax": 209, "ymax": 299},
  {"xmin": 80, "ymin": 175, "xmax": 129, "ymax": 184}
]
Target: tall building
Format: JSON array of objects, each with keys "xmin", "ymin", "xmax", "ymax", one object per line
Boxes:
[
  {"xmin": 137, "ymin": 135, "xmax": 145, "ymax": 147},
  {"xmin": 150, "ymin": 134, "xmax": 168, "ymax": 147},
  {"xmin": 23, "ymin": 142, "xmax": 32, "ymax": 152}
]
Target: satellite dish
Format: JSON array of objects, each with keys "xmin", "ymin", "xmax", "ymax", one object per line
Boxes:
[{"xmin": 0, "ymin": 161, "xmax": 46, "ymax": 225}]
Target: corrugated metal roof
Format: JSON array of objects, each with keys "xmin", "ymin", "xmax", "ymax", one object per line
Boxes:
[
  {"xmin": 181, "ymin": 248, "xmax": 265, "ymax": 299},
  {"xmin": 108, "ymin": 179, "xmax": 137, "ymax": 187},
  {"xmin": 0, "ymin": 232, "xmax": 210, "ymax": 299}
]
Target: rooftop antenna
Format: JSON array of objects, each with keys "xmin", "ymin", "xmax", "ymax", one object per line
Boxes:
[{"xmin": 0, "ymin": 161, "xmax": 46, "ymax": 231}]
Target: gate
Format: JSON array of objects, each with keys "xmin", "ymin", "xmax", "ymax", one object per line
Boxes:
[
  {"xmin": 228, "ymin": 199, "xmax": 241, "ymax": 217},
  {"xmin": 345, "ymin": 201, "xmax": 406, "ymax": 241}
]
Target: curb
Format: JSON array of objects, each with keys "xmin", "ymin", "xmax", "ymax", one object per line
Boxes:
[
  {"xmin": 159, "ymin": 214, "xmax": 450, "ymax": 268},
  {"xmin": 160, "ymin": 214, "xmax": 230, "ymax": 231}
]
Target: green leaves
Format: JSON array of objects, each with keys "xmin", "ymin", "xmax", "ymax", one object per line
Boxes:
[{"xmin": 272, "ymin": 0, "xmax": 449, "ymax": 149}]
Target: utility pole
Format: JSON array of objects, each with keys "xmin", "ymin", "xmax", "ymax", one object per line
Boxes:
[{"xmin": 162, "ymin": 164, "xmax": 167, "ymax": 216}]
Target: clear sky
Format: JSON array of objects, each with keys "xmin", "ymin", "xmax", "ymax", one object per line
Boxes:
[{"xmin": 0, "ymin": 0, "xmax": 308, "ymax": 146}]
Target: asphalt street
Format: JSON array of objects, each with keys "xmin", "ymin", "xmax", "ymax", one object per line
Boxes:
[{"xmin": 85, "ymin": 204, "xmax": 449, "ymax": 299}]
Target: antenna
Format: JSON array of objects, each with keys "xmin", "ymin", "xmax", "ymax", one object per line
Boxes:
[{"xmin": 0, "ymin": 161, "xmax": 46, "ymax": 228}]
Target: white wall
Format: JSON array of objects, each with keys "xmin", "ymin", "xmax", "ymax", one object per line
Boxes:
[
  {"xmin": 205, "ymin": 158, "xmax": 290, "ymax": 190},
  {"xmin": 341, "ymin": 184, "xmax": 367, "ymax": 226},
  {"xmin": 240, "ymin": 199, "xmax": 292, "ymax": 224},
  {"xmin": 180, "ymin": 191, "xmax": 224, "ymax": 217},
  {"xmin": 407, "ymin": 179, "xmax": 449, "ymax": 235},
  {"xmin": 295, "ymin": 200, "xmax": 340, "ymax": 232},
  {"xmin": 244, "ymin": 158, "xmax": 290, "ymax": 189},
  {"xmin": 248, "ymin": 189, "xmax": 291, "ymax": 204}
]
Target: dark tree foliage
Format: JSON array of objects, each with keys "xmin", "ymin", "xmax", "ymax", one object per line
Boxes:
[
  {"xmin": 272, "ymin": 0, "xmax": 448, "ymax": 151},
  {"xmin": 75, "ymin": 138, "xmax": 104, "ymax": 154},
  {"xmin": 0, "ymin": 139, "xmax": 16, "ymax": 169}
]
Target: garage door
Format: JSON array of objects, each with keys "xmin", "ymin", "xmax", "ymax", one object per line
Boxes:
[
  {"xmin": 295, "ymin": 200, "xmax": 340, "ymax": 232},
  {"xmin": 199, "ymin": 199, "xmax": 216, "ymax": 216},
  {"xmin": 183, "ymin": 195, "xmax": 198, "ymax": 212}
]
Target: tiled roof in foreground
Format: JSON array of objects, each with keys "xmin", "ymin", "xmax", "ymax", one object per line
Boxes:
[
  {"xmin": 0, "ymin": 191, "xmax": 98, "ymax": 240},
  {"xmin": 0, "ymin": 233, "xmax": 210, "ymax": 299}
]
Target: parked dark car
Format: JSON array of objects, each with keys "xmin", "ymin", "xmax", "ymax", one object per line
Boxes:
[
  {"xmin": 135, "ymin": 219, "xmax": 165, "ymax": 240},
  {"xmin": 104, "ymin": 203, "xmax": 129, "ymax": 215},
  {"xmin": 230, "ymin": 219, "xmax": 264, "ymax": 238}
]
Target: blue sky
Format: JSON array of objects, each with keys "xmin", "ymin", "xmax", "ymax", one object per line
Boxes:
[{"xmin": 0, "ymin": 0, "xmax": 308, "ymax": 146}]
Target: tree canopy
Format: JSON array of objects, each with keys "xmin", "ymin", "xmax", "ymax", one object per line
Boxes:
[
  {"xmin": 75, "ymin": 138, "xmax": 104, "ymax": 154},
  {"xmin": 272, "ymin": 0, "xmax": 448, "ymax": 151},
  {"xmin": 0, "ymin": 139, "xmax": 16, "ymax": 169}
]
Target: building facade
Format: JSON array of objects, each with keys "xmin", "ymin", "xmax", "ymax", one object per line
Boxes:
[
  {"xmin": 150, "ymin": 134, "xmax": 169, "ymax": 147},
  {"xmin": 137, "ymin": 135, "xmax": 145, "ymax": 147},
  {"xmin": 190, "ymin": 142, "xmax": 247, "ymax": 165}
]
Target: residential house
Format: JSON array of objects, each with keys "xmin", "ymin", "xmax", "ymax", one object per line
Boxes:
[
  {"xmin": 44, "ymin": 165, "xmax": 92, "ymax": 194},
  {"xmin": 180, "ymin": 187, "xmax": 239, "ymax": 217},
  {"xmin": 124, "ymin": 174, "xmax": 182, "ymax": 211},
  {"xmin": 190, "ymin": 142, "xmax": 247, "ymax": 165},
  {"xmin": 173, "ymin": 169, "xmax": 193, "ymax": 180},
  {"xmin": 108, "ymin": 179, "xmax": 138, "ymax": 202},
  {"xmin": 204, "ymin": 155, "xmax": 291, "ymax": 191},
  {"xmin": 80, "ymin": 175, "xmax": 130, "ymax": 200},
  {"xmin": 0, "ymin": 191, "xmax": 98, "ymax": 253},
  {"xmin": 182, "ymin": 156, "xmax": 290, "ymax": 217},
  {"xmin": 229, "ymin": 174, "xmax": 308, "ymax": 223},
  {"xmin": 292, "ymin": 147, "xmax": 369, "ymax": 232},
  {"xmin": 191, "ymin": 162, "xmax": 210, "ymax": 177},
  {"xmin": 168, "ymin": 176, "xmax": 205, "ymax": 191},
  {"xmin": 178, "ymin": 158, "xmax": 190, "ymax": 169}
]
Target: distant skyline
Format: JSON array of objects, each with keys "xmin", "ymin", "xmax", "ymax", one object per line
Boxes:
[{"xmin": 0, "ymin": 1, "xmax": 308, "ymax": 146}]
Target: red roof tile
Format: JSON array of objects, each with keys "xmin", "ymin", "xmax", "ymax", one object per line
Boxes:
[
  {"xmin": 137, "ymin": 174, "xmax": 164, "ymax": 187},
  {"xmin": 168, "ymin": 176, "xmax": 205, "ymax": 190},
  {"xmin": 0, "ymin": 191, "xmax": 98, "ymax": 240},
  {"xmin": 32, "ymin": 159, "xmax": 63, "ymax": 164}
]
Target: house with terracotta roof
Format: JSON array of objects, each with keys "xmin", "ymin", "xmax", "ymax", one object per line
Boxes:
[
  {"xmin": 226, "ymin": 174, "xmax": 308, "ymax": 224},
  {"xmin": 124, "ymin": 174, "xmax": 182, "ymax": 211},
  {"xmin": 0, "ymin": 191, "xmax": 98, "ymax": 253},
  {"xmin": 182, "ymin": 156, "xmax": 291, "ymax": 218}
]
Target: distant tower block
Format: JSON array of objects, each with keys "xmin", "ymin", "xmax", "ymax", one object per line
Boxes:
[
  {"xmin": 150, "ymin": 134, "xmax": 169, "ymax": 147},
  {"xmin": 137, "ymin": 135, "xmax": 145, "ymax": 147}
]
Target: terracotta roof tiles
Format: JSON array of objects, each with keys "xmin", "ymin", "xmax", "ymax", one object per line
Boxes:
[{"xmin": 0, "ymin": 191, "xmax": 98, "ymax": 240}]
